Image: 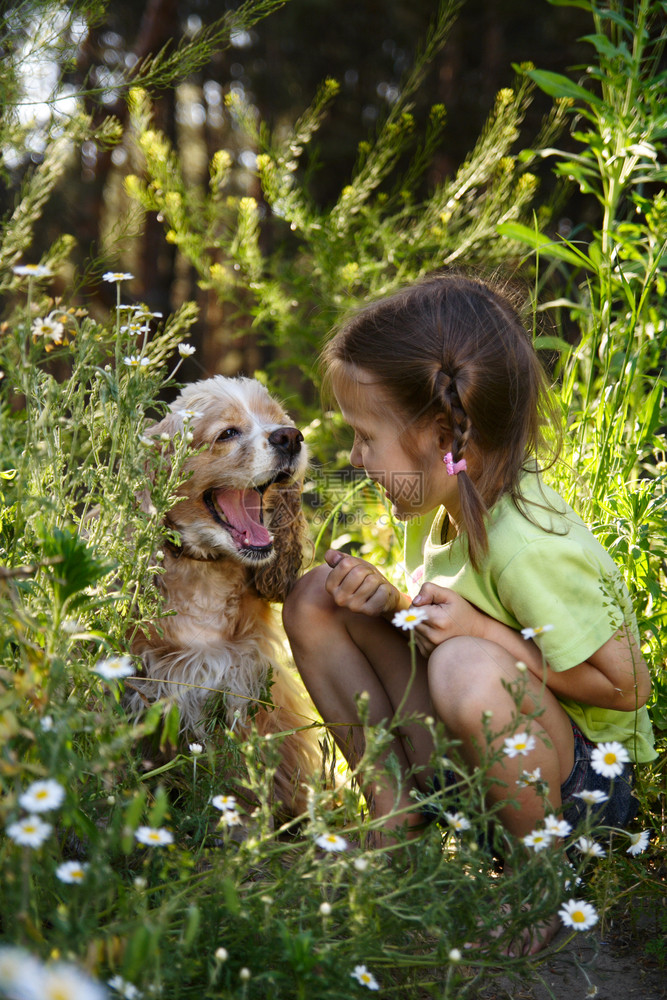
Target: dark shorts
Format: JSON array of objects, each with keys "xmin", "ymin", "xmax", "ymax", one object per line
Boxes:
[
  {"xmin": 426, "ymin": 719, "xmax": 638, "ymax": 832},
  {"xmin": 560, "ymin": 718, "xmax": 638, "ymax": 829}
]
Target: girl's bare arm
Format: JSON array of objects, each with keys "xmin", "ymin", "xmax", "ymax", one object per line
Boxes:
[
  {"xmin": 544, "ymin": 631, "xmax": 651, "ymax": 711},
  {"xmin": 412, "ymin": 582, "xmax": 651, "ymax": 712}
]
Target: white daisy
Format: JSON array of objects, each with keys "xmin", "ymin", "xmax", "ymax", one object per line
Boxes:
[
  {"xmin": 177, "ymin": 408, "xmax": 204, "ymax": 421},
  {"xmin": 103, "ymin": 271, "xmax": 134, "ymax": 282},
  {"xmin": 41, "ymin": 961, "xmax": 107, "ymax": 1000},
  {"xmin": 7, "ymin": 814, "xmax": 52, "ymax": 847},
  {"xmin": 353, "ymin": 856, "xmax": 369, "ymax": 871},
  {"xmin": 503, "ymin": 732, "xmax": 537, "ymax": 758},
  {"xmin": 13, "ymin": 263, "xmax": 52, "ymax": 277},
  {"xmin": 558, "ymin": 898, "xmax": 598, "ymax": 931},
  {"xmin": 564, "ymin": 869, "xmax": 583, "ymax": 890},
  {"xmin": 575, "ymin": 836, "xmax": 606, "ymax": 858},
  {"xmin": 516, "ymin": 767, "xmax": 543, "ymax": 787},
  {"xmin": 135, "ymin": 826, "xmax": 174, "ymax": 847},
  {"xmin": 32, "ymin": 316, "xmax": 64, "ymax": 343},
  {"xmin": 448, "ymin": 948, "xmax": 462, "ymax": 963},
  {"xmin": 19, "ymin": 778, "xmax": 65, "ymax": 813},
  {"xmin": 189, "ymin": 742, "xmax": 203, "ymax": 755},
  {"xmin": 93, "ymin": 655, "xmax": 134, "ymax": 680},
  {"xmin": 522, "ymin": 829, "xmax": 552, "ymax": 852},
  {"xmin": 219, "ymin": 809, "xmax": 242, "ymax": 827},
  {"xmin": 520, "ymin": 624, "xmax": 554, "ymax": 640},
  {"xmin": 123, "ymin": 355, "xmax": 151, "ymax": 368},
  {"xmin": 119, "ymin": 322, "xmax": 150, "ymax": 336},
  {"xmin": 590, "ymin": 741, "xmax": 630, "ymax": 779},
  {"xmin": 55, "ymin": 860, "xmax": 89, "ymax": 884},
  {"xmin": 315, "ymin": 832, "xmax": 348, "ymax": 853},
  {"xmin": 543, "ymin": 815, "xmax": 572, "ymax": 838},
  {"xmin": 215, "ymin": 947, "xmax": 228, "ymax": 962},
  {"xmin": 573, "ymin": 788, "xmax": 609, "ymax": 806},
  {"xmin": 0, "ymin": 945, "xmax": 43, "ymax": 997},
  {"xmin": 319, "ymin": 901, "xmax": 332, "ymax": 916},
  {"xmin": 40, "ymin": 715, "xmax": 54, "ymax": 732},
  {"xmin": 626, "ymin": 830, "xmax": 650, "ymax": 856},
  {"xmin": 108, "ymin": 973, "xmax": 142, "ymax": 998},
  {"xmin": 443, "ymin": 811, "xmax": 471, "ymax": 832},
  {"xmin": 178, "ymin": 343, "xmax": 196, "ymax": 357},
  {"xmin": 211, "ymin": 794, "xmax": 237, "ymax": 812},
  {"xmin": 351, "ymin": 965, "xmax": 379, "ymax": 990},
  {"xmin": 392, "ymin": 607, "xmax": 428, "ymax": 631}
]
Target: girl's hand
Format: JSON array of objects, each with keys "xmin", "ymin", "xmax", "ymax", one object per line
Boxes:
[
  {"xmin": 410, "ymin": 582, "xmax": 487, "ymax": 657},
  {"xmin": 324, "ymin": 550, "xmax": 405, "ymax": 617}
]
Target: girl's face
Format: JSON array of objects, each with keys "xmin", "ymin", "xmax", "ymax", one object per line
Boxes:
[{"xmin": 335, "ymin": 367, "xmax": 460, "ymax": 520}]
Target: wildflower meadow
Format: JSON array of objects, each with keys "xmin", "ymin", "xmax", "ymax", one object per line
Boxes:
[{"xmin": 0, "ymin": 0, "xmax": 665, "ymax": 997}]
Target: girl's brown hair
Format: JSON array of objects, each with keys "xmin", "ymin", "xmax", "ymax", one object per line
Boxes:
[{"xmin": 322, "ymin": 273, "xmax": 560, "ymax": 569}]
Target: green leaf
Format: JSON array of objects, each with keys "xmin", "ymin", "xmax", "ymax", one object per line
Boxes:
[
  {"xmin": 639, "ymin": 379, "xmax": 666, "ymax": 439},
  {"xmin": 525, "ymin": 69, "xmax": 604, "ymax": 106},
  {"xmin": 123, "ymin": 925, "xmax": 154, "ymax": 980},
  {"xmin": 545, "ymin": 0, "xmax": 592, "ymax": 9},
  {"xmin": 534, "ymin": 336, "xmax": 571, "ymax": 352},
  {"xmin": 147, "ymin": 784, "xmax": 169, "ymax": 827},
  {"xmin": 580, "ymin": 33, "xmax": 631, "ymax": 63},
  {"xmin": 142, "ymin": 700, "xmax": 165, "ymax": 736},
  {"xmin": 69, "ymin": 807, "xmax": 100, "ymax": 845},
  {"xmin": 182, "ymin": 905, "xmax": 201, "ymax": 951},
  {"xmin": 595, "ymin": 7, "xmax": 635, "ymax": 33},
  {"xmin": 123, "ymin": 788, "xmax": 148, "ymax": 839},
  {"xmin": 221, "ymin": 877, "xmax": 241, "ymax": 915},
  {"xmin": 160, "ymin": 702, "xmax": 181, "ymax": 750},
  {"xmin": 497, "ymin": 221, "xmax": 594, "ymax": 269},
  {"xmin": 36, "ymin": 522, "xmax": 114, "ymax": 612}
]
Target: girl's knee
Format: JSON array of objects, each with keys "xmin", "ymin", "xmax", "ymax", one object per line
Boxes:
[
  {"xmin": 427, "ymin": 637, "xmax": 505, "ymax": 733},
  {"xmin": 282, "ymin": 564, "xmax": 332, "ymax": 638}
]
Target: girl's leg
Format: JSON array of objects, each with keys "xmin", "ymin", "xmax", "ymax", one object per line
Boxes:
[
  {"xmin": 427, "ymin": 637, "xmax": 575, "ymax": 955},
  {"xmin": 284, "ymin": 568, "xmax": 574, "ymax": 839},
  {"xmin": 283, "ymin": 565, "xmax": 435, "ymax": 833},
  {"xmin": 427, "ymin": 636, "xmax": 575, "ymax": 837}
]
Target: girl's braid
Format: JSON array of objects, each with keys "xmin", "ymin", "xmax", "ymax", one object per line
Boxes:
[{"xmin": 436, "ymin": 369, "xmax": 470, "ymax": 463}]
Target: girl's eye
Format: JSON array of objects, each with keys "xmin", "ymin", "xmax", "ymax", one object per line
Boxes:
[{"xmin": 217, "ymin": 427, "xmax": 240, "ymax": 442}]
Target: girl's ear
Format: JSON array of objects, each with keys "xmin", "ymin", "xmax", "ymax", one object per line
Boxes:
[{"xmin": 434, "ymin": 413, "xmax": 452, "ymax": 452}]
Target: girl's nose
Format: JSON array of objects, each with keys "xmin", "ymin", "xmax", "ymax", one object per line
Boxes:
[{"xmin": 349, "ymin": 442, "xmax": 364, "ymax": 468}]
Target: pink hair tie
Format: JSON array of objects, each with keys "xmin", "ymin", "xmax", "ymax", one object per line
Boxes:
[{"xmin": 444, "ymin": 452, "xmax": 467, "ymax": 476}]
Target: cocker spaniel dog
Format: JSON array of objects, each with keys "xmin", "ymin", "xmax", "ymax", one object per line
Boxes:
[{"xmin": 126, "ymin": 375, "xmax": 320, "ymax": 812}]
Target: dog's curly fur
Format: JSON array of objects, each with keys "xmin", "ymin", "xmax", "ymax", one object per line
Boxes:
[{"xmin": 126, "ymin": 375, "xmax": 321, "ymax": 811}]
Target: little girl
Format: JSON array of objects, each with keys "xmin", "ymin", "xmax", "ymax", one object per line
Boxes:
[{"xmin": 283, "ymin": 274, "xmax": 654, "ymax": 859}]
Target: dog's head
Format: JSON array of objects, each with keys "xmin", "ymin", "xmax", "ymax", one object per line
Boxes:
[{"xmin": 146, "ymin": 376, "xmax": 308, "ymax": 601}]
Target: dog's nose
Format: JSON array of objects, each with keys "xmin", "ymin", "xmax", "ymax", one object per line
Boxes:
[{"xmin": 269, "ymin": 426, "xmax": 303, "ymax": 457}]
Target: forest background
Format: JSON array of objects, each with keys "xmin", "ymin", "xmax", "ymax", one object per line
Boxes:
[{"xmin": 0, "ymin": 0, "xmax": 665, "ymax": 998}]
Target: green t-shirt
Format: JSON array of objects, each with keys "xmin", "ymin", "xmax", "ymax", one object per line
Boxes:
[{"xmin": 403, "ymin": 473, "xmax": 656, "ymax": 762}]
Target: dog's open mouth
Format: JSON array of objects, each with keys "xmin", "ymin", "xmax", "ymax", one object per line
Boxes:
[{"xmin": 204, "ymin": 475, "xmax": 289, "ymax": 554}]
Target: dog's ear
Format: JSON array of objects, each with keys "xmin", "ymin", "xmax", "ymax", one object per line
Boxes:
[
  {"xmin": 144, "ymin": 409, "xmax": 186, "ymax": 448},
  {"xmin": 250, "ymin": 480, "xmax": 307, "ymax": 603},
  {"xmin": 136, "ymin": 410, "xmax": 186, "ymax": 513}
]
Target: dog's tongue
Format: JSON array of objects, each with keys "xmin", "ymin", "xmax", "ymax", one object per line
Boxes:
[{"xmin": 214, "ymin": 488, "xmax": 271, "ymax": 547}]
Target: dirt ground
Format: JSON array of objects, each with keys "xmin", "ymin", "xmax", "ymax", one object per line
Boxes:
[{"xmin": 482, "ymin": 903, "xmax": 666, "ymax": 1000}]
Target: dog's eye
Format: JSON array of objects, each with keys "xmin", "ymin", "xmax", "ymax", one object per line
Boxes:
[{"xmin": 216, "ymin": 427, "xmax": 240, "ymax": 442}]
